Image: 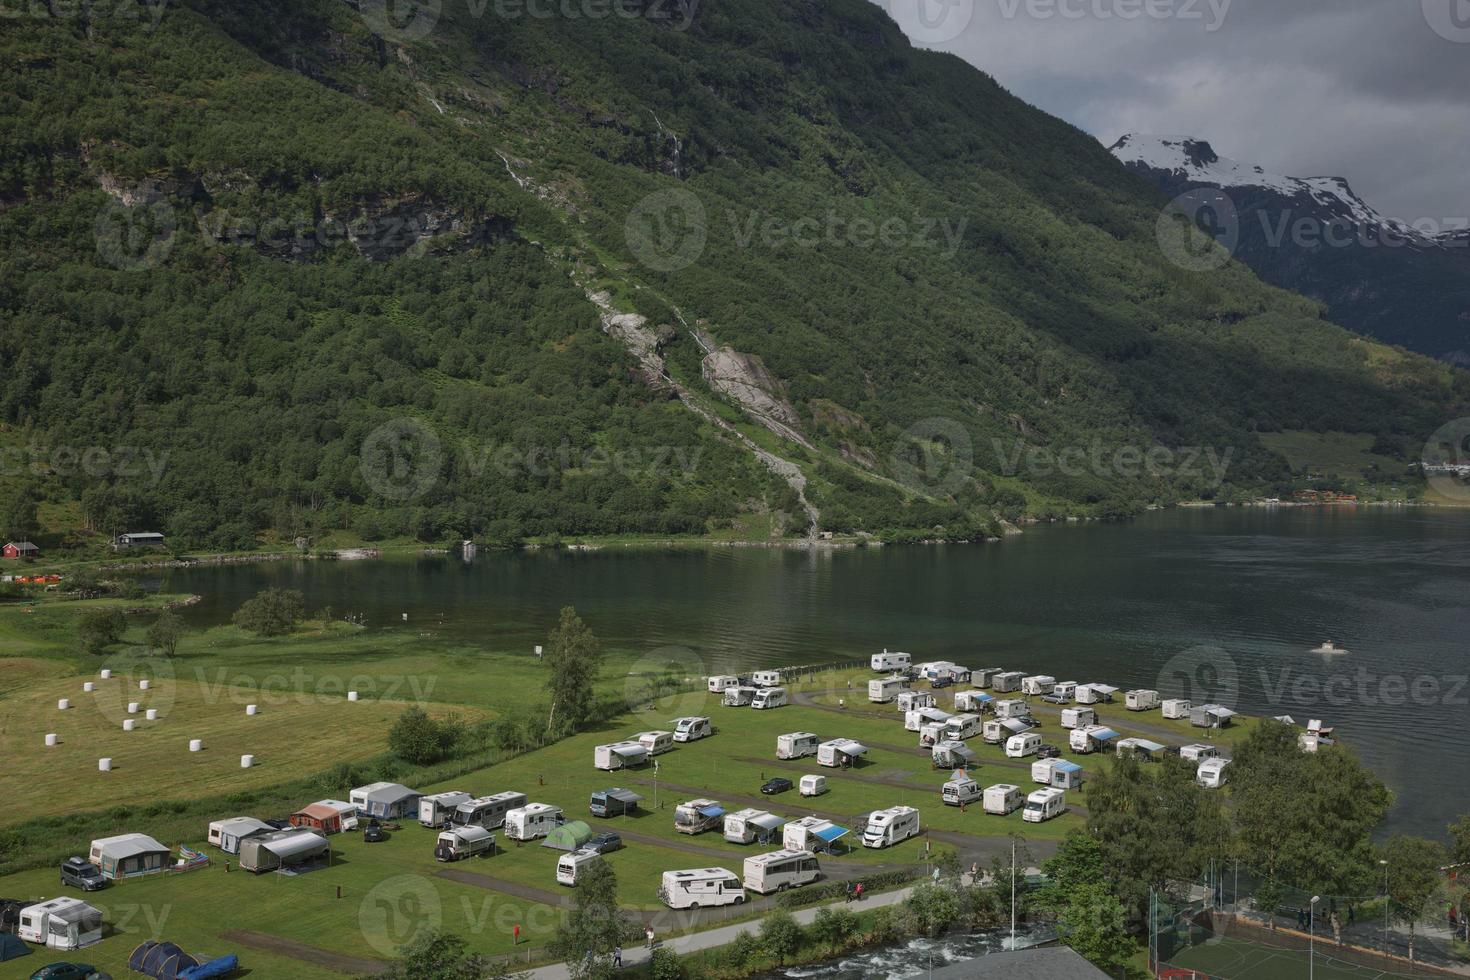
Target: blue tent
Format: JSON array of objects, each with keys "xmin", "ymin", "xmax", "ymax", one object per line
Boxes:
[
  {"xmin": 0, "ymin": 933, "xmax": 30, "ymax": 962},
  {"xmin": 182, "ymin": 955, "xmax": 239, "ymax": 979}
]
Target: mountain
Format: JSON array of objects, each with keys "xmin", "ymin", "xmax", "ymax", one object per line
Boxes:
[
  {"xmin": 0, "ymin": 2, "xmax": 1463, "ymax": 551},
  {"xmin": 1110, "ymin": 134, "xmax": 1470, "ymax": 364}
]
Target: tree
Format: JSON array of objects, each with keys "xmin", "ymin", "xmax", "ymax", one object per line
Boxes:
[
  {"xmin": 550, "ymin": 860, "xmax": 624, "ymax": 980},
  {"xmin": 1383, "ymin": 835, "xmax": 1449, "ymax": 962},
  {"xmin": 1057, "ymin": 882, "xmax": 1137, "ymax": 975},
  {"xmin": 78, "ymin": 608, "xmax": 126, "ymax": 655},
  {"xmin": 232, "ymin": 588, "xmax": 305, "ymax": 636},
  {"xmin": 388, "ymin": 707, "xmax": 460, "ymax": 765},
  {"xmin": 0, "ymin": 482, "xmax": 40, "ymax": 541},
  {"xmin": 647, "ymin": 946, "xmax": 682, "ymax": 980},
  {"xmin": 373, "ymin": 930, "xmax": 497, "ymax": 980},
  {"xmin": 759, "ymin": 908, "xmax": 803, "ymax": 966},
  {"xmin": 145, "ymin": 608, "xmax": 185, "ymax": 656},
  {"xmin": 809, "ymin": 906, "xmax": 859, "ymax": 950},
  {"xmin": 905, "ymin": 882, "xmax": 961, "ymax": 937},
  {"xmin": 543, "ymin": 606, "xmax": 603, "ymax": 736},
  {"xmin": 1450, "ymin": 815, "xmax": 1470, "ymax": 866}
]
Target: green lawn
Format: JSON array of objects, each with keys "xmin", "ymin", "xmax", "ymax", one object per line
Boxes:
[{"xmin": 1167, "ymin": 934, "xmax": 1408, "ymax": 980}]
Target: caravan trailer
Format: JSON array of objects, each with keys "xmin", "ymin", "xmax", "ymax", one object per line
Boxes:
[
  {"xmin": 1075, "ymin": 683, "xmax": 1119, "ymax": 705},
  {"xmin": 1162, "ymin": 698, "xmax": 1192, "ymax": 720},
  {"xmin": 1126, "ymin": 689, "xmax": 1161, "ymax": 712},
  {"xmin": 636, "ymin": 731, "xmax": 675, "ymax": 755},
  {"xmin": 594, "ymin": 741, "xmax": 650, "ymax": 771},
  {"xmin": 942, "ymin": 775, "xmax": 982, "ymax": 806},
  {"xmin": 723, "ymin": 686, "xmax": 757, "ymax": 707},
  {"xmin": 991, "ymin": 671, "xmax": 1024, "ymax": 693},
  {"xmin": 1191, "ymin": 704, "xmax": 1238, "ymax": 729},
  {"xmin": 918, "ymin": 721, "xmax": 947, "ymax": 748},
  {"xmin": 777, "ymin": 732, "xmax": 821, "ymax": 760},
  {"xmin": 673, "ymin": 716, "xmax": 714, "ymax": 742},
  {"xmin": 1049, "ymin": 681, "xmax": 1078, "ymax": 703},
  {"xmin": 1050, "ymin": 760, "xmax": 1085, "ymax": 790},
  {"xmin": 817, "ymin": 739, "xmax": 869, "ymax": 768},
  {"xmin": 1179, "ymin": 744, "xmax": 1220, "ymax": 763},
  {"xmin": 1021, "ymin": 675, "xmax": 1056, "ymax": 696},
  {"xmin": 435, "ymin": 826, "xmax": 495, "ymax": 862},
  {"xmin": 1022, "ymin": 788, "xmax": 1066, "ymax": 823},
  {"xmin": 659, "ymin": 869, "xmax": 746, "ymax": 909},
  {"xmin": 943, "ymin": 713, "xmax": 984, "ymax": 740},
  {"xmin": 555, "ymin": 848, "xmax": 602, "ymax": 886},
  {"xmin": 931, "ymin": 739, "xmax": 977, "ymax": 770},
  {"xmin": 724, "ymin": 809, "xmax": 786, "ymax": 845},
  {"xmin": 897, "ymin": 690, "xmax": 937, "ymax": 713},
  {"xmin": 983, "ymin": 783, "xmax": 1022, "ymax": 815},
  {"xmin": 1031, "ymin": 759, "xmax": 1060, "ymax": 785},
  {"xmin": 1005, "ymin": 732, "xmax": 1042, "ymax": 758},
  {"xmin": 972, "ymin": 668, "xmax": 1005, "ymax": 688},
  {"xmin": 674, "ymin": 799, "xmax": 725, "ymax": 835},
  {"xmin": 707, "ymin": 675, "xmax": 740, "ymax": 693},
  {"xmin": 1070, "ymin": 725, "xmax": 1120, "ymax": 754},
  {"xmin": 1060, "ymin": 706, "xmax": 1095, "ymax": 730},
  {"xmin": 992, "ymin": 699, "xmax": 1030, "ymax": 720},
  {"xmin": 983, "ymin": 717, "xmax": 1034, "ymax": 744},
  {"xmin": 1116, "ymin": 738, "xmax": 1167, "ymax": 761},
  {"xmin": 1196, "ymin": 758, "xmax": 1231, "ymax": 788},
  {"xmin": 752, "ymin": 670, "xmax": 783, "ymax": 688},
  {"xmin": 589, "ymin": 788, "xmax": 643, "ymax": 818},
  {"xmin": 871, "ymin": 650, "xmax": 912, "ymax": 672},
  {"xmin": 419, "ymin": 791, "xmax": 474, "ymax": 827},
  {"xmin": 868, "ymin": 677, "xmax": 905, "ymax": 703},
  {"xmin": 239, "ymin": 828, "xmax": 330, "ymax": 873},
  {"xmin": 862, "ymin": 806, "xmax": 920, "ymax": 849},
  {"xmin": 16, "ymin": 897, "xmax": 103, "ymax": 950},
  {"xmin": 744, "ymin": 850, "xmax": 820, "ymax": 894},
  {"xmin": 453, "ymin": 792, "xmax": 528, "ymax": 830},
  {"xmin": 953, "ymin": 690, "xmax": 993, "ymax": 713},
  {"xmin": 905, "ymin": 706, "xmax": 953, "ymax": 731},
  {"xmin": 800, "ymin": 774, "xmax": 828, "ymax": 797},
  {"xmin": 504, "ymin": 804, "xmax": 562, "ymax": 841},
  {"xmin": 751, "ymin": 687, "xmax": 787, "ymax": 710},
  {"xmin": 207, "ymin": 817, "xmax": 273, "ymax": 854}
]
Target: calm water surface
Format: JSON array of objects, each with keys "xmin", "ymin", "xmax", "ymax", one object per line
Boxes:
[{"xmin": 161, "ymin": 508, "xmax": 1470, "ymax": 838}]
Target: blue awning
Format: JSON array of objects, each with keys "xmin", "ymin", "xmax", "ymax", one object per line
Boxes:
[
  {"xmin": 1054, "ymin": 761, "xmax": 1082, "ymax": 773},
  {"xmin": 697, "ymin": 805, "xmax": 725, "ymax": 818},
  {"xmin": 1092, "ymin": 728, "xmax": 1120, "ymax": 741},
  {"xmin": 814, "ymin": 824, "xmax": 849, "ymax": 843}
]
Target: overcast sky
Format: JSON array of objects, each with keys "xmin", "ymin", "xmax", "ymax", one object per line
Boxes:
[{"xmin": 876, "ymin": 0, "xmax": 1470, "ymax": 221}]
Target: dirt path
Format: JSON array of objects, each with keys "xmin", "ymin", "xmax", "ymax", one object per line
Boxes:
[
  {"xmin": 435, "ymin": 867, "xmax": 572, "ymax": 910},
  {"xmin": 219, "ymin": 929, "xmax": 390, "ymax": 975}
]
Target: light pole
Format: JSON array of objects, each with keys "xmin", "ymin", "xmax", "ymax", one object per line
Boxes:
[
  {"xmin": 1009, "ymin": 837, "xmax": 1017, "ymax": 951},
  {"xmin": 1310, "ymin": 895, "xmax": 1320, "ymax": 980},
  {"xmin": 1380, "ymin": 858, "xmax": 1390, "ymax": 947}
]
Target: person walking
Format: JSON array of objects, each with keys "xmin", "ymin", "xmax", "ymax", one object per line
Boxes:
[
  {"xmin": 855, "ymin": 881, "xmax": 864, "ymax": 902},
  {"xmin": 645, "ymin": 925, "xmax": 654, "ymax": 948},
  {"xmin": 614, "ymin": 945, "xmax": 622, "ymax": 969}
]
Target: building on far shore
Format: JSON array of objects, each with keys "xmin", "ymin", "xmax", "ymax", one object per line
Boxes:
[
  {"xmin": 2, "ymin": 541, "xmax": 39, "ymax": 559},
  {"xmin": 114, "ymin": 532, "xmax": 165, "ymax": 550},
  {"xmin": 926, "ymin": 945, "xmax": 1110, "ymax": 980}
]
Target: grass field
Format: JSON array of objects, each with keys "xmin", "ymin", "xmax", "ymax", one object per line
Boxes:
[{"xmin": 1167, "ymin": 934, "xmax": 1424, "ymax": 979}]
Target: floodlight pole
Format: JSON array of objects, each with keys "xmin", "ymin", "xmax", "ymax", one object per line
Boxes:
[{"xmin": 1309, "ymin": 895, "xmax": 1320, "ymax": 980}]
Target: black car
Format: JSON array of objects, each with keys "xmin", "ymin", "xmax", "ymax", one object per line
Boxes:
[
  {"xmin": 59, "ymin": 857, "xmax": 106, "ymax": 892},
  {"xmin": 30, "ymin": 964, "xmax": 98, "ymax": 980},
  {"xmin": 584, "ymin": 832, "xmax": 623, "ymax": 854},
  {"xmin": 930, "ymin": 676, "xmax": 953, "ymax": 689},
  {"xmin": 1036, "ymin": 744, "xmax": 1063, "ymax": 759},
  {"xmin": 363, "ymin": 822, "xmax": 388, "ymax": 843},
  {"xmin": 761, "ymin": 777, "xmax": 794, "ymax": 795}
]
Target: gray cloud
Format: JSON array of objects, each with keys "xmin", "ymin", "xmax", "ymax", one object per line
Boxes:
[{"xmin": 877, "ymin": 0, "xmax": 1470, "ymax": 220}]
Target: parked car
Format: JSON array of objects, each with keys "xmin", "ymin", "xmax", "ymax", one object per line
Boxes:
[
  {"xmin": 930, "ymin": 676, "xmax": 953, "ymax": 689},
  {"xmin": 1036, "ymin": 744, "xmax": 1063, "ymax": 759},
  {"xmin": 584, "ymin": 833, "xmax": 624, "ymax": 854},
  {"xmin": 30, "ymin": 964, "xmax": 98, "ymax": 980},
  {"xmin": 58, "ymin": 857, "xmax": 106, "ymax": 892},
  {"xmin": 363, "ymin": 822, "xmax": 388, "ymax": 843},
  {"xmin": 1040, "ymin": 693, "xmax": 1068, "ymax": 705},
  {"xmin": 760, "ymin": 777, "xmax": 794, "ymax": 796}
]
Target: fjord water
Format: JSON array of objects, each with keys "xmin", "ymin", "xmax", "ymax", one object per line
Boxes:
[{"xmin": 163, "ymin": 508, "xmax": 1470, "ymax": 838}]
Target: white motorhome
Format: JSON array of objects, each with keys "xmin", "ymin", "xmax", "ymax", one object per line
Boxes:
[
  {"xmin": 751, "ymin": 670, "xmax": 783, "ymax": 688},
  {"xmin": 674, "ymin": 799, "xmax": 725, "ymax": 835},
  {"xmin": 1050, "ymin": 760, "xmax": 1086, "ymax": 790},
  {"xmin": 1192, "ymin": 704, "xmax": 1238, "ymax": 729},
  {"xmin": 931, "ymin": 739, "xmax": 977, "ymax": 770},
  {"xmin": 905, "ymin": 706, "xmax": 953, "ymax": 732},
  {"xmin": 1050, "ymin": 681, "xmax": 1078, "ymax": 702},
  {"xmin": 1162, "ymin": 698, "xmax": 1192, "ymax": 720},
  {"xmin": 504, "ymin": 803, "xmax": 562, "ymax": 841},
  {"xmin": 1126, "ymin": 689, "xmax": 1161, "ymax": 711},
  {"xmin": 556, "ymin": 848, "xmax": 602, "ymax": 886},
  {"xmin": 594, "ymin": 741, "xmax": 649, "ymax": 771},
  {"xmin": 1075, "ymin": 683, "xmax": 1119, "ymax": 704},
  {"xmin": 673, "ymin": 716, "xmax": 714, "ymax": 742},
  {"xmin": 659, "ymin": 868, "xmax": 746, "ymax": 909},
  {"xmin": 783, "ymin": 816, "xmax": 844, "ymax": 852},
  {"xmin": 452, "ymin": 791, "xmax": 527, "ymax": 830},
  {"xmin": 17, "ymin": 897, "xmax": 103, "ymax": 950},
  {"xmin": 983, "ymin": 717, "xmax": 1033, "ymax": 744},
  {"xmin": 983, "ymin": 783, "xmax": 1022, "ymax": 815},
  {"xmin": 918, "ymin": 721, "xmax": 947, "ymax": 748},
  {"xmin": 1069, "ymin": 725, "xmax": 1119, "ymax": 754},
  {"xmin": 953, "ymin": 690, "xmax": 993, "ymax": 712},
  {"xmin": 724, "ymin": 808, "xmax": 786, "ymax": 845},
  {"xmin": 817, "ymin": 738, "xmax": 869, "ymax": 768},
  {"xmin": 1179, "ymin": 743, "xmax": 1221, "ymax": 763},
  {"xmin": 1032, "ymin": 759, "xmax": 1061, "ymax": 785},
  {"xmin": 1196, "ymin": 757, "xmax": 1231, "ymax": 788},
  {"xmin": 707, "ymin": 675, "xmax": 740, "ymax": 693},
  {"xmin": 871, "ymin": 649, "xmax": 912, "ymax": 672},
  {"xmin": 744, "ymin": 850, "xmax": 820, "ymax": 894},
  {"xmin": 1060, "ymin": 706, "xmax": 1095, "ymax": 730},
  {"xmin": 1021, "ymin": 675, "xmax": 1056, "ymax": 696},
  {"xmin": 942, "ymin": 775, "xmax": 982, "ymax": 806},
  {"xmin": 1022, "ymin": 788, "xmax": 1066, "ymax": 823},
  {"xmin": 992, "ymin": 698, "xmax": 1030, "ymax": 720},
  {"xmin": 751, "ymin": 687, "xmax": 787, "ymax": 710},
  {"xmin": 1005, "ymin": 732, "xmax": 1042, "ymax": 758},
  {"xmin": 897, "ymin": 690, "xmax": 937, "ymax": 713},
  {"xmin": 972, "ymin": 668, "xmax": 1005, "ymax": 688},
  {"xmin": 862, "ymin": 806, "xmax": 920, "ymax": 849},
  {"xmin": 777, "ymin": 731, "xmax": 821, "ymax": 759},
  {"xmin": 636, "ymin": 730, "xmax": 675, "ymax": 755},
  {"xmin": 723, "ymin": 686, "xmax": 757, "ymax": 706},
  {"xmin": 799, "ymin": 774, "xmax": 827, "ymax": 797},
  {"xmin": 991, "ymin": 671, "xmax": 1024, "ymax": 693},
  {"xmin": 868, "ymin": 677, "xmax": 905, "ymax": 703},
  {"xmin": 418, "ymin": 791, "xmax": 474, "ymax": 827},
  {"xmin": 942, "ymin": 713, "xmax": 984, "ymax": 740},
  {"xmin": 435, "ymin": 826, "xmax": 495, "ymax": 862}
]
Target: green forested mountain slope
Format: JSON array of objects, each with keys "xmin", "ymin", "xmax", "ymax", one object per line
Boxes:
[{"xmin": 0, "ymin": 0, "xmax": 1461, "ymax": 550}]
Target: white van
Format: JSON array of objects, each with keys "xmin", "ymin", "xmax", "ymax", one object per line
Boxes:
[
  {"xmin": 868, "ymin": 677, "xmax": 905, "ymax": 703},
  {"xmin": 992, "ymin": 698, "xmax": 1029, "ymax": 720},
  {"xmin": 905, "ymin": 706, "xmax": 952, "ymax": 732},
  {"xmin": 419, "ymin": 791, "xmax": 473, "ymax": 827},
  {"xmin": 674, "ymin": 799, "xmax": 724, "ymax": 835},
  {"xmin": 724, "ymin": 808, "xmax": 784, "ymax": 845},
  {"xmin": 871, "ymin": 650, "xmax": 911, "ymax": 672},
  {"xmin": 752, "ymin": 670, "xmax": 783, "ymax": 688},
  {"xmin": 1060, "ymin": 706, "xmax": 1095, "ymax": 730},
  {"xmin": 1021, "ymin": 675, "xmax": 1056, "ymax": 696},
  {"xmin": 751, "ymin": 687, "xmax": 787, "ymax": 709},
  {"xmin": 943, "ymin": 713, "xmax": 983, "ymax": 740},
  {"xmin": 991, "ymin": 671, "xmax": 1024, "ymax": 693},
  {"xmin": 983, "ymin": 783, "xmax": 1022, "ymax": 815},
  {"xmin": 777, "ymin": 732, "xmax": 820, "ymax": 760},
  {"xmin": 862, "ymin": 806, "xmax": 920, "ymax": 848},
  {"xmin": 435, "ymin": 826, "xmax": 495, "ymax": 862},
  {"xmin": 1005, "ymin": 732, "xmax": 1042, "ymax": 758},
  {"xmin": 897, "ymin": 690, "xmax": 936, "ymax": 713},
  {"xmin": 1162, "ymin": 698, "xmax": 1192, "ymax": 719},
  {"xmin": 504, "ymin": 803, "xmax": 562, "ymax": 841},
  {"xmin": 1022, "ymin": 788, "xmax": 1066, "ymax": 823},
  {"xmin": 744, "ymin": 850, "xmax": 820, "ymax": 894},
  {"xmin": 659, "ymin": 868, "xmax": 746, "ymax": 909},
  {"xmin": 1179, "ymin": 743, "xmax": 1220, "ymax": 763},
  {"xmin": 673, "ymin": 716, "xmax": 714, "ymax": 742},
  {"xmin": 453, "ymin": 792, "xmax": 528, "ymax": 830},
  {"xmin": 556, "ymin": 848, "xmax": 602, "ymax": 886},
  {"xmin": 636, "ymin": 730, "xmax": 675, "ymax": 755},
  {"xmin": 1196, "ymin": 757, "xmax": 1231, "ymax": 788},
  {"xmin": 707, "ymin": 675, "xmax": 740, "ymax": 693},
  {"xmin": 799, "ymin": 774, "xmax": 827, "ymax": 797},
  {"xmin": 942, "ymin": 776, "xmax": 982, "ymax": 806},
  {"xmin": 1126, "ymin": 689, "xmax": 1161, "ymax": 711},
  {"xmin": 723, "ymin": 686, "xmax": 757, "ymax": 706}
]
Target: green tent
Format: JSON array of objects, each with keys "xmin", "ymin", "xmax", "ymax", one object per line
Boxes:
[
  {"xmin": 541, "ymin": 820, "xmax": 593, "ymax": 852},
  {"xmin": 0, "ymin": 933, "xmax": 31, "ymax": 962}
]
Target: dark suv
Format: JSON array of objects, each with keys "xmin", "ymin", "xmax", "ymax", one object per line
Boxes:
[{"xmin": 59, "ymin": 857, "xmax": 106, "ymax": 892}]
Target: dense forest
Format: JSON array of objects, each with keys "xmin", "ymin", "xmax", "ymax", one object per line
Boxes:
[{"xmin": 1, "ymin": 0, "xmax": 1463, "ymax": 551}]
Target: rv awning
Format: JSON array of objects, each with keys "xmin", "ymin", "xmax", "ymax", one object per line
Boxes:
[
  {"xmin": 943, "ymin": 742, "xmax": 977, "ymax": 759},
  {"xmin": 264, "ymin": 832, "xmax": 327, "ymax": 859},
  {"xmin": 749, "ymin": 813, "xmax": 786, "ymax": 831},
  {"xmin": 1211, "ymin": 707, "xmax": 1238, "ymax": 719},
  {"xmin": 917, "ymin": 708, "xmax": 950, "ymax": 721},
  {"xmin": 1091, "ymin": 684, "xmax": 1119, "ymax": 695},
  {"xmin": 839, "ymin": 741, "xmax": 869, "ymax": 755},
  {"xmin": 611, "ymin": 744, "xmax": 646, "ymax": 759},
  {"xmin": 1091, "ymin": 728, "xmax": 1120, "ymax": 741},
  {"xmin": 1053, "ymin": 760, "xmax": 1082, "ymax": 773},
  {"xmin": 814, "ymin": 825, "xmax": 849, "ymax": 843},
  {"xmin": 217, "ymin": 818, "xmax": 272, "ymax": 836},
  {"xmin": 1274, "ymin": 715, "xmax": 1297, "ymax": 725},
  {"xmin": 453, "ymin": 826, "xmax": 494, "ymax": 844},
  {"xmin": 1131, "ymin": 739, "xmax": 1166, "ymax": 753},
  {"xmin": 606, "ymin": 789, "xmax": 644, "ymax": 803},
  {"xmin": 1001, "ymin": 718, "xmax": 1030, "ymax": 733},
  {"xmin": 696, "ymin": 804, "xmax": 725, "ymax": 818}
]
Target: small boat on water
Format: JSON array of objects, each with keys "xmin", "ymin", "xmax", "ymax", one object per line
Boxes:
[{"xmin": 1310, "ymin": 641, "xmax": 1349, "ymax": 655}]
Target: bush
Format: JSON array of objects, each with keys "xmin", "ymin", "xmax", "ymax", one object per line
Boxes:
[
  {"xmin": 78, "ymin": 607, "xmax": 126, "ymax": 654},
  {"xmin": 810, "ymin": 906, "xmax": 860, "ymax": 950},
  {"xmin": 232, "ymin": 588, "xmax": 304, "ymax": 636},
  {"xmin": 759, "ymin": 908, "xmax": 803, "ymax": 966},
  {"xmin": 723, "ymin": 931, "xmax": 758, "ymax": 968},
  {"xmin": 648, "ymin": 946, "xmax": 683, "ymax": 980},
  {"xmin": 388, "ymin": 708, "xmax": 463, "ymax": 765}
]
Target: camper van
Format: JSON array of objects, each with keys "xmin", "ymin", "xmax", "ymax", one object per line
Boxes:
[
  {"xmin": 862, "ymin": 806, "xmax": 920, "ymax": 849},
  {"xmin": 905, "ymin": 706, "xmax": 953, "ymax": 731},
  {"xmin": 992, "ymin": 698, "xmax": 1029, "ymax": 720},
  {"xmin": 674, "ymin": 799, "xmax": 725, "ymax": 835},
  {"xmin": 953, "ymin": 690, "xmax": 993, "ymax": 713},
  {"xmin": 1005, "ymin": 732, "xmax": 1042, "ymax": 758},
  {"xmin": 751, "ymin": 687, "xmax": 787, "ymax": 710},
  {"xmin": 931, "ymin": 739, "xmax": 977, "ymax": 770},
  {"xmin": 752, "ymin": 670, "xmax": 783, "ymax": 688},
  {"xmin": 707, "ymin": 675, "xmax": 740, "ymax": 693},
  {"xmin": 594, "ymin": 741, "xmax": 649, "ymax": 771},
  {"xmin": 454, "ymin": 792, "xmax": 529, "ymax": 830},
  {"xmin": 918, "ymin": 721, "xmax": 947, "ymax": 748},
  {"xmin": 555, "ymin": 848, "xmax": 602, "ymax": 886},
  {"xmin": 983, "ymin": 717, "xmax": 1034, "ymax": 744},
  {"xmin": 1179, "ymin": 743, "xmax": 1220, "ymax": 763},
  {"xmin": 1070, "ymin": 725, "xmax": 1118, "ymax": 754},
  {"xmin": 1075, "ymin": 683, "xmax": 1119, "ymax": 704},
  {"xmin": 435, "ymin": 826, "xmax": 495, "ymax": 862},
  {"xmin": 17, "ymin": 897, "xmax": 103, "ymax": 950},
  {"xmin": 503, "ymin": 803, "xmax": 562, "ymax": 841},
  {"xmin": 868, "ymin": 677, "xmax": 905, "ymax": 704},
  {"xmin": 1060, "ymin": 706, "xmax": 1095, "ymax": 730},
  {"xmin": 659, "ymin": 868, "xmax": 746, "ymax": 909},
  {"xmin": 1022, "ymin": 788, "xmax": 1067, "ymax": 823},
  {"xmin": 942, "ymin": 713, "xmax": 984, "ymax": 740},
  {"xmin": 777, "ymin": 732, "xmax": 821, "ymax": 760},
  {"xmin": 1021, "ymin": 675, "xmax": 1056, "ymax": 696},
  {"xmin": 1126, "ymin": 689, "xmax": 1161, "ymax": 712},
  {"xmin": 723, "ymin": 686, "xmax": 757, "ymax": 706},
  {"xmin": 991, "ymin": 671, "xmax": 1024, "ymax": 693},
  {"xmin": 896, "ymin": 690, "xmax": 935, "ymax": 713},
  {"xmin": 817, "ymin": 738, "xmax": 868, "ymax": 768},
  {"xmin": 589, "ymin": 788, "xmax": 643, "ymax": 818},
  {"xmin": 724, "ymin": 808, "xmax": 785, "ymax": 845},
  {"xmin": 1048, "ymin": 681, "xmax": 1078, "ymax": 703},
  {"xmin": 1032, "ymin": 759, "xmax": 1060, "ymax": 785},
  {"xmin": 419, "ymin": 791, "xmax": 474, "ymax": 827},
  {"xmin": 942, "ymin": 775, "xmax": 982, "ymax": 806},
  {"xmin": 1162, "ymin": 698, "xmax": 1192, "ymax": 720},
  {"xmin": 800, "ymin": 774, "xmax": 828, "ymax": 796},
  {"xmin": 983, "ymin": 783, "xmax": 1022, "ymax": 815},
  {"xmin": 744, "ymin": 850, "xmax": 820, "ymax": 894},
  {"xmin": 1196, "ymin": 757, "xmax": 1231, "ymax": 788},
  {"xmin": 871, "ymin": 650, "xmax": 912, "ymax": 672},
  {"xmin": 673, "ymin": 716, "xmax": 714, "ymax": 742},
  {"xmin": 636, "ymin": 731, "xmax": 675, "ymax": 755},
  {"xmin": 207, "ymin": 817, "xmax": 273, "ymax": 854}
]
